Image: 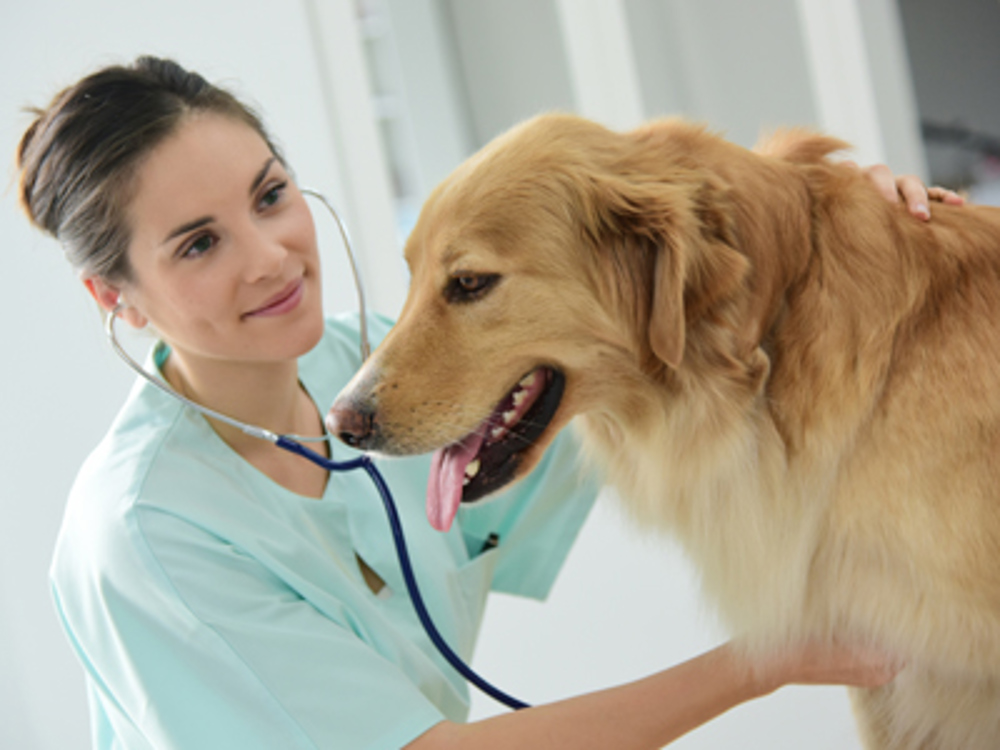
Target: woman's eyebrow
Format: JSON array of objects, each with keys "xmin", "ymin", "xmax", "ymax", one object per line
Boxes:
[
  {"xmin": 161, "ymin": 157, "xmax": 279, "ymax": 245},
  {"xmin": 249, "ymin": 156, "xmax": 278, "ymax": 196},
  {"xmin": 163, "ymin": 216, "xmax": 212, "ymax": 244}
]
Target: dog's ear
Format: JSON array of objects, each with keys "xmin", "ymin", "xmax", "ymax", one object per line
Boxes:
[
  {"xmin": 595, "ymin": 171, "xmax": 748, "ymax": 370},
  {"xmin": 648, "ymin": 233, "xmax": 686, "ymax": 369}
]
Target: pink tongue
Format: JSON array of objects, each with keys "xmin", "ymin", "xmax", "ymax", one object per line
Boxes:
[{"xmin": 427, "ymin": 431, "xmax": 485, "ymax": 532}]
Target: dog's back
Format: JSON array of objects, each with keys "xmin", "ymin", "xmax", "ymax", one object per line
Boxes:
[{"xmin": 790, "ymin": 160, "xmax": 1000, "ymax": 749}]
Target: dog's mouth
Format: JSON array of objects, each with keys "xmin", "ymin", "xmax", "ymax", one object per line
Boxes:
[{"xmin": 426, "ymin": 366, "xmax": 565, "ymax": 531}]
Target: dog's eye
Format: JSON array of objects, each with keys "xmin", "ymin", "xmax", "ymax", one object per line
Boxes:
[{"xmin": 445, "ymin": 273, "xmax": 501, "ymax": 303}]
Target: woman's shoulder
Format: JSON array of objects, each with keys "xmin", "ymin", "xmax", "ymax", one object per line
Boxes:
[
  {"xmin": 70, "ymin": 385, "xmax": 186, "ymax": 510},
  {"xmin": 54, "ymin": 382, "xmax": 238, "ymax": 566}
]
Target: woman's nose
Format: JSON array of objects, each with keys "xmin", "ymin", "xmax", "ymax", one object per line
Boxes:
[{"xmin": 242, "ymin": 223, "xmax": 287, "ymax": 281}]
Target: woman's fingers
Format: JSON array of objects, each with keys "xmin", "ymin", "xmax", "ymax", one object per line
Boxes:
[
  {"xmin": 927, "ymin": 185, "xmax": 966, "ymax": 206},
  {"xmin": 893, "ymin": 173, "xmax": 931, "ymax": 220},
  {"xmin": 852, "ymin": 161, "xmax": 967, "ymax": 220}
]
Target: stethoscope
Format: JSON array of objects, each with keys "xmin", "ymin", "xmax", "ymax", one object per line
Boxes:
[{"xmin": 105, "ymin": 190, "xmax": 529, "ymax": 711}]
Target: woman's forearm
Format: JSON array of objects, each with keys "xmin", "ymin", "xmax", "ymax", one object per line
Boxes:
[
  {"xmin": 407, "ymin": 639, "xmax": 900, "ymax": 750},
  {"xmin": 408, "ymin": 644, "xmax": 764, "ymax": 750}
]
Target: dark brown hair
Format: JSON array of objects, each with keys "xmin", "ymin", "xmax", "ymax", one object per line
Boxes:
[{"xmin": 17, "ymin": 56, "xmax": 283, "ymax": 282}]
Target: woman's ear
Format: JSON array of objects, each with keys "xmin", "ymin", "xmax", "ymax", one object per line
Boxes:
[{"xmin": 82, "ymin": 275, "xmax": 148, "ymax": 329}]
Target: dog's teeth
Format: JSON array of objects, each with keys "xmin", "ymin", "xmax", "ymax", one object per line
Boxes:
[
  {"xmin": 491, "ymin": 426, "xmax": 506, "ymax": 440},
  {"xmin": 518, "ymin": 372, "xmax": 537, "ymax": 388},
  {"xmin": 465, "ymin": 458, "xmax": 480, "ymax": 479},
  {"xmin": 502, "ymin": 410, "xmax": 517, "ymax": 425},
  {"xmin": 512, "ymin": 390, "xmax": 527, "ymax": 408}
]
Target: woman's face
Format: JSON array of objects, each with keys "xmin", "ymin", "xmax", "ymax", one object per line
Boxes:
[{"xmin": 119, "ymin": 113, "xmax": 323, "ymax": 370}]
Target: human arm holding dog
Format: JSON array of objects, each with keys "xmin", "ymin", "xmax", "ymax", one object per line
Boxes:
[{"xmin": 407, "ymin": 639, "xmax": 900, "ymax": 749}]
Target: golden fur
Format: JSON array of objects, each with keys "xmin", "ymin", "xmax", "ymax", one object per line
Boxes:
[{"xmin": 332, "ymin": 114, "xmax": 1000, "ymax": 748}]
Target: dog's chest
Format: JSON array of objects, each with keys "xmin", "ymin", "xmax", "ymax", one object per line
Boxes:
[{"xmin": 577, "ymin": 410, "xmax": 826, "ymax": 638}]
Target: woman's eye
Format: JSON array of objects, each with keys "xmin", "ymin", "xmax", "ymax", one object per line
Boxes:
[
  {"xmin": 445, "ymin": 273, "xmax": 501, "ymax": 303},
  {"xmin": 258, "ymin": 181, "xmax": 287, "ymax": 210},
  {"xmin": 181, "ymin": 233, "xmax": 215, "ymax": 259}
]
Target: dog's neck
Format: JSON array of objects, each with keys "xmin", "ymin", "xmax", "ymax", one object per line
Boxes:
[
  {"xmin": 688, "ymin": 138, "xmax": 934, "ymax": 458},
  {"xmin": 591, "ymin": 122, "xmax": 934, "ymax": 465},
  {"xmin": 698, "ymin": 137, "xmax": 818, "ymax": 361},
  {"xmin": 632, "ymin": 126, "xmax": 910, "ymax": 457}
]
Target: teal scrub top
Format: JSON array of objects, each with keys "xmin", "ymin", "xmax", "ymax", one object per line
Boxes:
[{"xmin": 50, "ymin": 313, "xmax": 599, "ymax": 750}]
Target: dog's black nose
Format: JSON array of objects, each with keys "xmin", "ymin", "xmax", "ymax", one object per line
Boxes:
[{"xmin": 326, "ymin": 401, "xmax": 378, "ymax": 450}]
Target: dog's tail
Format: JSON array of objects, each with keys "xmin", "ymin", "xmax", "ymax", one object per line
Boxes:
[{"xmin": 754, "ymin": 128, "xmax": 851, "ymax": 165}]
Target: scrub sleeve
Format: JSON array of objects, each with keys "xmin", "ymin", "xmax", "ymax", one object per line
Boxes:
[{"xmin": 50, "ymin": 313, "xmax": 600, "ymax": 750}]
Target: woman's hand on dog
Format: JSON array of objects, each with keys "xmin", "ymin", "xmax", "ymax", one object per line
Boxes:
[
  {"xmin": 752, "ymin": 638, "xmax": 904, "ymax": 696},
  {"xmin": 850, "ymin": 161, "xmax": 965, "ymax": 220}
]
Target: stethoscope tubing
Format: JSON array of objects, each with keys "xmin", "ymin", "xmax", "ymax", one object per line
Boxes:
[{"xmin": 277, "ymin": 436, "xmax": 530, "ymax": 710}]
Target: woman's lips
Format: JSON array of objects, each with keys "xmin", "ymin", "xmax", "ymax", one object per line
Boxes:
[{"xmin": 243, "ymin": 278, "xmax": 304, "ymax": 318}]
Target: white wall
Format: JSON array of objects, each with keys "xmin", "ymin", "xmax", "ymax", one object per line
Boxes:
[
  {"xmin": 1, "ymin": 1, "xmax": 937, "ymax": 748},
  {"xmin": 443, "ymin": 0, "xmax": 576, "ymax": 146},
  {"xmin": 627, "ymin": 0, "xmax": 817, "ymax": 147}
]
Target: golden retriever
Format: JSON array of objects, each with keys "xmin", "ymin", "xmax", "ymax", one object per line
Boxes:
[{"xmin": 328, "ymin": 113, "xmax": 1000, "ymax": 749}]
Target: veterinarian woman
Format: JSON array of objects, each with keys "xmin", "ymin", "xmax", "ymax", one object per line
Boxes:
[{"xmin": 18, "ymin": 57, "xmax": 957, "ymax": 750}]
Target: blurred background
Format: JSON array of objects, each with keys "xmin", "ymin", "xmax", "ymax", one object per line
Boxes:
[{"xmin": 2, "ymin": 1, "xmax": 997, "ymax": 748}]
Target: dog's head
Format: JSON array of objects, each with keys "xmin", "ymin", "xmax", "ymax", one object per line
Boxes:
[{"xmin": 328, "ymin": 113, "xmax": 753, "ymax": 530}]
